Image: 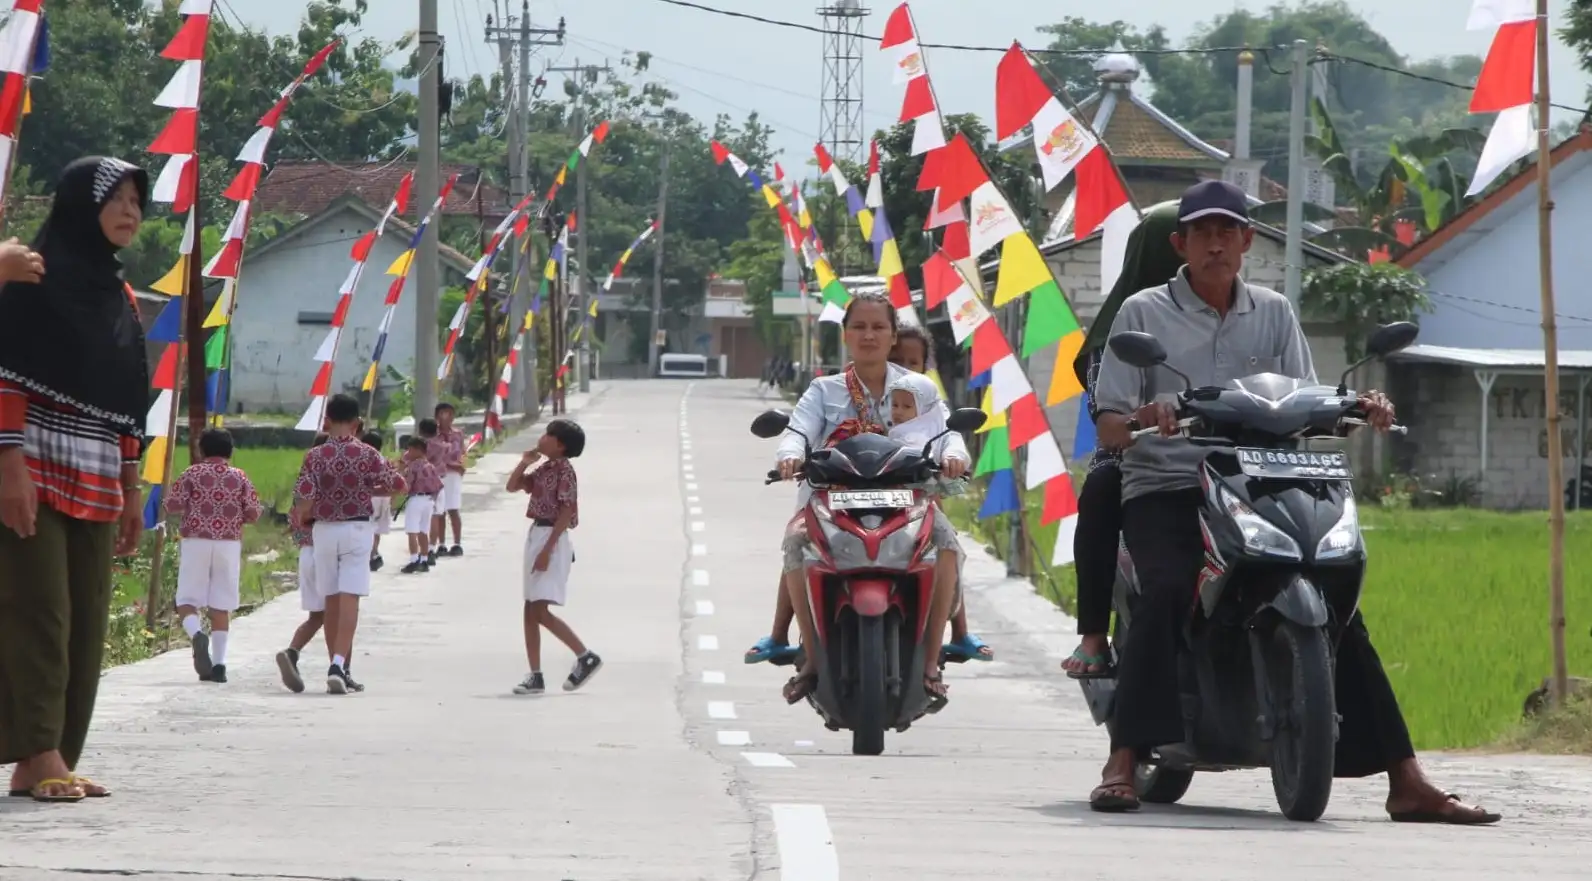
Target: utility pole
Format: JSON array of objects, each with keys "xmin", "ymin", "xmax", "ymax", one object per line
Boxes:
[
  {"xmin": 485, "ymin": 2, "xmax": 563, "ymax": 418},
  {"xmin": 1282, "ymin": 38, "xmax": 1308, "ymax": 312},
  {"xmin": 415, "ymin": 0, "xmax": 442, "ymax": 420},
  {"xmin": 547, "ymin": 59, "xmax": 612, "ymax": 393}
]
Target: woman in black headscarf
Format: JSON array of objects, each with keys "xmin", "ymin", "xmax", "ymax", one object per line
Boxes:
[
  {"xmin": 0, "ymin": 156, "xmax": 151, "ymax": 803},
  {"xmin": 1061, "ymin": 201, "xmax": 1183, "ymax": 678}
]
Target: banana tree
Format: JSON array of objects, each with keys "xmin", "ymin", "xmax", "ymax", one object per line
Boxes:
[{"xmin": 1247, "ymin": 98, "xmax": 1486, "ymax": 259}]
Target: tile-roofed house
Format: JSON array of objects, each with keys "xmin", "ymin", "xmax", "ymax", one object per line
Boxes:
[{"xmin": 253, "ymin": 161, "xmax": 513, "ymax": 221}]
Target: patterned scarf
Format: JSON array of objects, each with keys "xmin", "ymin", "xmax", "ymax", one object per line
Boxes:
[{"xmin": 823, "ymin": 363, "xmax": 888, "ymax": 448}]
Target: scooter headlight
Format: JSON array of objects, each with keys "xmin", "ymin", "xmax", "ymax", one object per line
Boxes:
[
  {"xmin": 1314, "ymin": 494, "xmax": 1361, "ymax": 560},
  {"xmin": 1217, "ymin": 486, "xmax": 1302, "ymax": 561}
]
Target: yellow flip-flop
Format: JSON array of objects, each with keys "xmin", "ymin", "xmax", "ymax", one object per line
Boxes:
[
  {"xmin": 70, "ymin": 776, "xmax": 111, "ymax": 798},
  {"xmin": 29, "ymin": 777, "xmax": 85, "ymax": 803}
]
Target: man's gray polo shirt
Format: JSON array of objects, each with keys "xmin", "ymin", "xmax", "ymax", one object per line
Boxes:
[{"xmin": 1093, "ymin": 269, "xmax": 1316, "ymax": 501}]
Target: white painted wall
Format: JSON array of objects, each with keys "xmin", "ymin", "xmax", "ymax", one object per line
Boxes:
[
  {"xmin": 1413, "ymin": 153, "xmax": 1592, "ymax": 351},
  {"xmin": 229, "ymin": 205, "xmax": 428, "ymax": 413}
]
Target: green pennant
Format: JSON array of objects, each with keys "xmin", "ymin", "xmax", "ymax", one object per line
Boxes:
[
  {"xmin": 821, "ymin": 278, "xmax": 850, "ymax": 307},
  {"xmin": 973, "ymin": 426, "xmax": 1013, "ymax": 477},
  {"xmin": 1020, "ymin": 280, "xmax": 1082, "ymax": 358},
  {"xmin": 565, "ymin": 152, "xmax": 580, "ymax": 172},
  {"xmin": 203, "ymin": 327, "xmax": 228, "ymax": 370}
]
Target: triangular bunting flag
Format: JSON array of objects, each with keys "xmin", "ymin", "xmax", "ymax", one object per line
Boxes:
[
  {"xmin": 974, "ymin": 425, "xmax": 1013, "ymax": 475},
  {"xmin": 991, "ymin": 233, "xmax": 1050, "ymax": 306},
  {"xmin": 1020, "ymin": 281, "xmax": 1080, "ymax": 357},
  {"xmin": 977, "ymin": 468, "xmax": 1021, "ymax": 519}
]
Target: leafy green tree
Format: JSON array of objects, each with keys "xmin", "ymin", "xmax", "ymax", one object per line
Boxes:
[
  {"xmin": 1565, "ymin": 0, "xmax": 1592, "ymax": 107},
  {"xmin": 1038, "ymin": 3, "xmax": 1484, "ymax": 186}
]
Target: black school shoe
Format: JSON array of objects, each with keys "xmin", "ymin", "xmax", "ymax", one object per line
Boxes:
[
  {"xmin": 563, "ymin": 652, "xmax": 603, "ymax": 692},
  {"xmin": 427, "ymin": 550, "xmax": 439, "ymax": 566},
  {"xmin": 191, "ymin": 631, "xmax": 214, "ymax": 681},
  {"xmin": 370, "ymin": 554, "xmax": 384, "ymax": 572},
  {"xmin": 448, "ymin": 544, "xmax": 463, "ymax": 557},
  {"xmin": 208, "ymin": 664, "xmax": 227, "ymax": 683},
  {"xmin": 401, "ymin": 561, "xmax": 422, "ymax": 574},
  {"xmin": 327, "ymin": 664, "xmax": 354, "ymax": 695},
  {"xmin": 276, "ymin": 648, "xmax": 305, "ymax": 693}
]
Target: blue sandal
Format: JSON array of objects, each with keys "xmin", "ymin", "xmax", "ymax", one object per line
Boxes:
[
  {"xmin": 941, "ymin": 633, "xmax": 994, "ymax": 664},
  {"xmin": 745, "ymin": 636, "xmax": 799, "ymax": 665},
  {"xmin": 1063, "ymin": 647, "xmax": 1114, "ymax": 679}
]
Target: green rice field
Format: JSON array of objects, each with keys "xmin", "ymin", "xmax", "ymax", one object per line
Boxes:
[{"xmin": 944, "ymin": 494, "xmax": 1592, "ymax": 750}]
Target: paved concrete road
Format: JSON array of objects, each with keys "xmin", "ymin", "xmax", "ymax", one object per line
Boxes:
[{"xmin": 3, "ymin": 379, "xmax": 1591, "ymax": 880}]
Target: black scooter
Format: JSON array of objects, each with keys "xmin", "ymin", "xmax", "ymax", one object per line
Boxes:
[{"xmin": 1076, "ymin": 321, "xmax": 1418, "ymax": 821}]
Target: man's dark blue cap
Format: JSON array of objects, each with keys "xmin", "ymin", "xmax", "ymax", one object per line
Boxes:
[{"xmin": 1178, "ymin": 180, "xmax": 1251, "ymax": 226}]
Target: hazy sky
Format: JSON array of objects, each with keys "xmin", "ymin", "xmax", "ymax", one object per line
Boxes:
[{"xmin": 229, "ymin": 0, "xmax": 1591, "ymax": 180}]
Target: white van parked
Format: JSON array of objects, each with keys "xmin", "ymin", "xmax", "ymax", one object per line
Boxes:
[{"xmin": 657, "ymin": 353, "xmax": 710, "ymax": 378}]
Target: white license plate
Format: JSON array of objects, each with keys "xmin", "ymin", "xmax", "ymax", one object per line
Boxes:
[
  {"xmin": 1235, "ymin": 447, "xmax": 1353, "ymax": 480},
  {"xmin": 828, "ymin": 489, "xmax": 914, "ymax": 510}
]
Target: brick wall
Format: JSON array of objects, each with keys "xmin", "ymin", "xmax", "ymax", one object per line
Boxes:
[{"xmin": 1392, "ymin": 362, "xmax": 1592, "ymax": 509}]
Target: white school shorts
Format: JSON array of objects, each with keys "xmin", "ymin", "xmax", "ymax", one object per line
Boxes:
[
  {"xmin": 440, "ymin": 471, "xmax": 463, "ymax": 512},
  {"xmin": 404, "ymin": 494, "xmax": 435, "ymax": 534},
  {"xmin": 297, "ymin": 545, "xmax": 324, "ymax": 613},
  {"xmin": 312, "ymin": 520, "xmax": 374, "ymax": 598},
  {"xmin": 371, "ymin": 497, "xmax": 392, "ymax": 535},
  {"xmin": 522, "ymin": 525, "xmax": 573, "ymax": 606},
  {"xmin": 175, "ymin": 538, "xmax": 242, "ymax": 612}
]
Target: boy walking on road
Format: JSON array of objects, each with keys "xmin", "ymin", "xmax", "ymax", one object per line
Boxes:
[
  {"xmin": 428, "ymin": 404, "xmax": 468, "ymax": 559},
  {"xmin": 363, "ymin": 430, "xmax": 390, "ymax": 572},
  {"xmin": 293, "ymin": 394, "xmax": 404, "ymax": 695},
  {"xmin": 276, "ymin": 434, "xmax": 330, "ymax": 693},
  {"xmin": 506, "ymin": 419, "xmax": 602, "ymax": 695},
  {"xmin": 165, "ymin": 429, "xmax": 262, "ymax": 684},
  {"xmin": 400, "ymin": 435, "xmax": 442, "ymax": 574}
]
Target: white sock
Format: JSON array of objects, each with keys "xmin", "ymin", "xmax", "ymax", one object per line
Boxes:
[
  {"xmin": 211, "ymin": 631, "xmax": 229, "ymax": 665},
  {"xmin": 181, "ymin": 615, "xmax": 201, "ymax": 638},
  {"xmin": 332, "ymin": 653, "xmax": 346, "ymax": 670}
]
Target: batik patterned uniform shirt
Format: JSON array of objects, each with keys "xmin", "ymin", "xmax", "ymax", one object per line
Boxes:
[
  {"xmin": 294, "ymin": 435, "xmax": 405, "ymax": 522},
  {"xmin": 402, "ymin": 456, "xmax": 444, "ymax": 496},
  {"xmin": 524, "ymin": 458, "xmax": 578, "ymax": 528},
  {"xmin": 165, "ymin": 458, "xmax": 263, "ymax": 541}
]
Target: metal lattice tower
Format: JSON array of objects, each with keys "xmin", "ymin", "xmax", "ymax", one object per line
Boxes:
[{"xmin": 817, "ymin": 1, "xmax": 868, "ymax": 166}]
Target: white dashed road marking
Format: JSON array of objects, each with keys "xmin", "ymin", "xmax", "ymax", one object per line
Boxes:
[
  {"xmin": 771, "ymin": 804, "xmax": 840, "ymax": 881},
  {"xmin": 695, "ymin": 600, "xmax": 715, "ymax": 615},
  {"xmin": 697, "ymin": 635, "xmax": 719, "ymax": 651},
  {"xmin": 701, "ymin": 670, "xmax": 726, "ymax": 684},
  {"xmin": 707, "ymin": 701, "xmax": 737, "ymax": 719},
  {"xmin": 716, "ymin": 730, "xmax": 751, "ymax": 746}
]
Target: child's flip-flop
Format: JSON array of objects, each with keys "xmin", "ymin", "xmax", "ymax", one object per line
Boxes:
[
  {"xmin": 744, "ymin": 636, "xmax": 798, "ymax": 665},
  {"xmin": 1063, "ymin": 647, "xmax": 1114, "ymax": 680},
  {"xmin": 71, "ymin": 776, "xmax": 111, "ymax": 798},
  {"xmin": 941, "ymin": 634, "xmax": 994, "ymax": 664}
]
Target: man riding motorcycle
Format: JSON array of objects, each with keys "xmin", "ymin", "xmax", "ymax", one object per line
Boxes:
[{"xmin": 1085, "ymin": 180, "xmax": 1500, "ymax": 824}]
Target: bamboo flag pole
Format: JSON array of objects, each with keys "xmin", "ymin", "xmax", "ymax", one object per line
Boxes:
[{"xmin": 1532, "ymin": 0, "xmax": 1568, "ymax": 708}]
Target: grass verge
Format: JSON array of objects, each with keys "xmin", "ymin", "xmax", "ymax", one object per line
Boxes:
[
  {"xmin": 941, "ymin": 480, "xmax": 1592, "ymax": 751},
  {"xmin": 1496, "ymin": 693, "xmax": 1592, "ymax": 754}
]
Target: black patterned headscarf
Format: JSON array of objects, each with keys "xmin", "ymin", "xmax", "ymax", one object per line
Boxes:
[{"xmin": 0, "ymin": 156, "xmax": 151, "ymax": 435}]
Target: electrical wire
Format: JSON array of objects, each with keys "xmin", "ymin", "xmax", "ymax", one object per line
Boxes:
[{"xmin": 1324, "ymin": 51, "xmax": 1590, "ymax": 117}]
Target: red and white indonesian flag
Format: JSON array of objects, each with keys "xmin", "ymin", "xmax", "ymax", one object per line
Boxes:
[
  {"xmin": 1466, "ymin": 0, "xmax": 1537, "ymax": 196},
  {"xmin": 995, "ymin": 43, "xmax": 1099, "ymax": 193}
]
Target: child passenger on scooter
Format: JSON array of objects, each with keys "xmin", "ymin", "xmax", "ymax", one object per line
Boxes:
[{"xmin": 887, "ymin": 374, "xmax": 966, "ymax": 497}]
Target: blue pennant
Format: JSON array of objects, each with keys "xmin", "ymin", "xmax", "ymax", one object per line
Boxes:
[
  {"xmin": 967, "ymin": 369, "xmax": 992, "ymax": 391},
  {"xmin": 205, "ymin": 369, "xmax": 227, "ymax": 414},
  {"xmin": 977, "ymin": 468, "xmax": 1020, "ymax": 519},
  {"xmin": 147, "ymin": 299, "xmax": 182, "ymax": 343},
  {"xmin": 1073, "ymin": 391, "xmax": 1097, "ymax": 461},
  {"xmin": 142, "ymin": 483, "xmax": 163, "ymax": 531},
  {"xmin": 32, "ymin": 15, "xmax": 49, "ymax": 73}
]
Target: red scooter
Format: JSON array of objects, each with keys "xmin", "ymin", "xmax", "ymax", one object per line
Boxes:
[{"xmin": 751, "ymin": 406, "xmax": 985, "ymax": 755}]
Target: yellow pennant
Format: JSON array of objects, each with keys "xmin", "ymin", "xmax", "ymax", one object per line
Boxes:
[
  {"xmin": 202, "ymin": 282, "xmax": 234, "ymax": 328},
  {"xmin": 877, "ymin": 239, "xmax": 904, "ymax": 278},
  {"xmin": 925, "ymin": 367, "xmax": 948, "ymax": 402},
  {"xmin": 361, "ymin": 362, "xmax": 378, "ymax": 392},
  {"xmin": 1046, "ymin": 332, "xmax": 1088, "ymax": 405},
  {"xmin": 856, "ymin": 207, "xmax": 874, "ymax": 242},
  {"xmin": 22, "ymin": 87, "xmax": 30, "ymax": 116},
  {"xmin": 554, "ymin": 167, "xmax": 567, "ymax": 186},
  {"xmin": 386, "ymin": 249, "xmax": 414, "ymax": 276},
  {"xmin": 543, "ymin": 259, "xmax": 557, "ymax": 280},
  {"xmin": 150, "ymin": 256, "xmax": 187, "ymax": 296},
  {"xmin": 976, "ymin": 386, "xmax": 1007, "ymax": 433},
  {"xmin": 141, "ymin": 436, "xmax": 168, "ymax": 485},
  {"xmin": 992, "ymin": 234, "xmax": 1051, "ymax": 307},
  {"xmin": 587, "ymin": 300, "xmax": 598, "ymax": 317}
]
